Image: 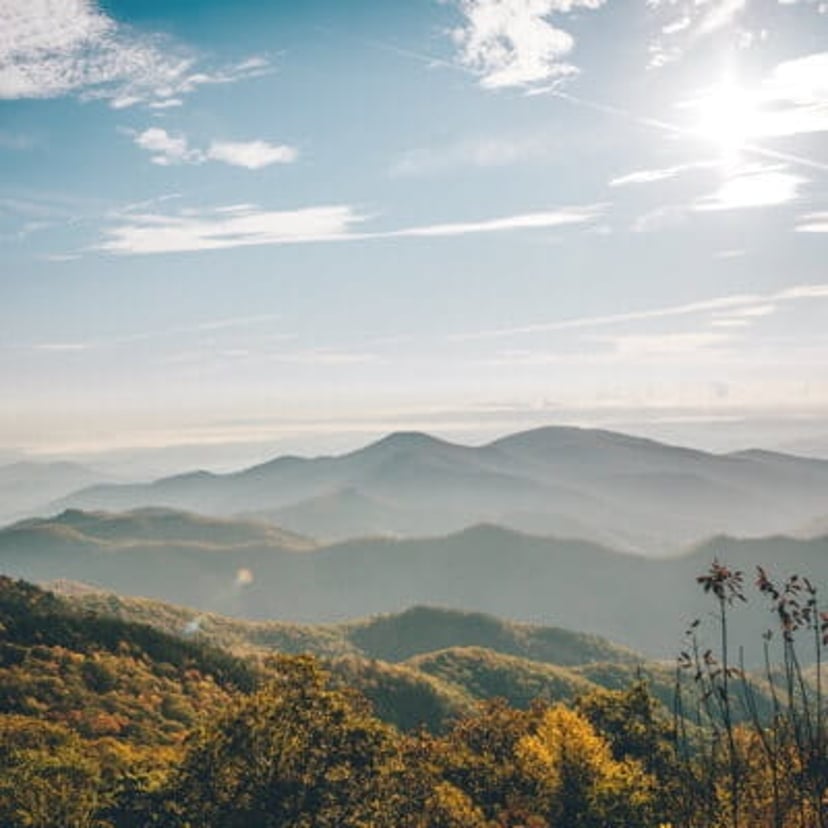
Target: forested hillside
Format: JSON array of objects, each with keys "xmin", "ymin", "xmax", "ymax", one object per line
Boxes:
[{"xmin": 2, "ymin": 570, "xmax": 827, "ymax": 826}]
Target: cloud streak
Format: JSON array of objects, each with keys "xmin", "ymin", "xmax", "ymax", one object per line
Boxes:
[
  {"xmin": 609, "ymin": 161, "xmax": 715, "ymax": 188},
  {"xmin": 94, "ymin": 202, "xmax": 602, "ymax": 255},
  {"xmin": 450, "ymin": 283, "xmax": 828, "ymax": 341},
  {"xmin": 796, "ymin": 211, "xmax": 828, "ymax": 233},
  {"xmin": 29, "ymin": 313, "xmax": 286, "ymax": 353}
]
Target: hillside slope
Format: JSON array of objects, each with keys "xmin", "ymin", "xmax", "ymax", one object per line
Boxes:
[{"xmin": 5, "ymin": 508, "xmax": 827, "ymax": 656}]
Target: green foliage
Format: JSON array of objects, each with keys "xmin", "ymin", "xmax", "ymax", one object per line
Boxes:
[
  {"xmin": 409, "ymin": 645, "xmax": 596, "ymax": 711},
  {"xmin": 328, "ymin": 654, "xmax": 473, "ymax": 732}
]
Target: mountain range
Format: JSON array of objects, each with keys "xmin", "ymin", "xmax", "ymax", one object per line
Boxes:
[
  {"xmin": 48, "ymin": 427, "xmax": 828, "ymax": 555},
  {"xmin": 4, "ymin": 507, "xmax": 826, "ymax": 658}
]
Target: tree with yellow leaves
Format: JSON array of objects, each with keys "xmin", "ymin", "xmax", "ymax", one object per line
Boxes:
[{"xmin": 517, "ymin": 704, "xmax": 656, "ymax": 828}]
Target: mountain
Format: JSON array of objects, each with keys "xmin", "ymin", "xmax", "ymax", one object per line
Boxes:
[
  {"xmin": 2, "ymin": 577, "xmax": 652, "ymax": 733},
  {"xmin": 51, "ymin": 584, "xmax": 659, "ymax": 730},
  {"xmin": 51, "ymin": 426, "xmax": 828, "ymax": 554},
  {"xmin": 49, "ymin": 580, "xmax": 639, "ymax": 667},
  {"xmin": 14, "ymin": 506, "xmax": 315, "ymax": 549},
  {"xmin": 4, "ymin": 507, "xmax": 827, "ymax": 658},
  {"xmin": 0, "ymin": 460, "xmax": 110, "ymax": 526}
]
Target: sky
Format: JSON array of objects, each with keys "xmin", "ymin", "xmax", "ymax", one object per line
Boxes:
[{"xmin": 1, "ymin": 0, "xmax": 827, "ymax": 471}]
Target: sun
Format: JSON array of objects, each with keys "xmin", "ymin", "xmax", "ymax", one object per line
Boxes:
[{"xmin": 694, "ymin": 81, "xmax": 763, "ymax": 157}]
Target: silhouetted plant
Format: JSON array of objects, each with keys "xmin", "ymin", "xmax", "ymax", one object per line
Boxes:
[{"xmin": 674, "ymin": 562, "xmax": 828, "ymax": 827}]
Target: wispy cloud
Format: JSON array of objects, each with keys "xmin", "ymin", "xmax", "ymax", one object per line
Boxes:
[
  {"xmin": 694, "ymin": 165, "xmax": 805, "ymax": 211},
  {"xmin": 32, "ymin": 342, "xmax": 92, "ymax": 353},
  {"xmin": 451, "ymin": 0, "xmax": 605, "ymax": 90},
  {"xmin": 97, "ymin": 204, "xmax": 362, "ymax": 255},
  {"xmin": 385, "ymin": 206, "xmax": 600, "ymax": 238},
  {"xmin": 796, "ymin": 211, "xmax": 828, "ymax": 233},
  {"xmin": 94, "ymin": 202, "xmax": 602, "ymax": 255},
  {"xmin": 390, "ymin": 132, "xmax": 561, "ymax": 177},
  {"xmin": 0, "ymin": 0, "xmax": 271, "ymax": 107},
  {"xmin": 648, "ymin": 0, "xmax": 748, "ymax": 68},
  {"xmin": 269, "ymin": 348, "xmax": 383, "ymax": 366},
  {"xmin": 450, "ymin": 283, "xmax": 828, "ymax": 341},
  {"xmin": 600, "ymin": 331, "xmax": 737, "ymax": 359},
  {"xmin": 481, "ymin": 330, "xmax": 740, "ymax": 367},
  {"xmin": 28, "ymin": 313, "xmax": 287, "ymax": 354},
  {"xmin": 609, "ymin": 161, "xmax": 714, "ymax": 187},
  {"xmin": 131, "ymin": 128, "xmax": 298, "ymax": 168}
]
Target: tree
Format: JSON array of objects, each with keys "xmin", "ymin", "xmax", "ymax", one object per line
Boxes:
[
  {"xmin": 168, "ymin": 656, "xmax": 422, "ymax": 827},
  {"xmin": 517, "ymin": 704, "xmax": 656, "ymax": 828}
]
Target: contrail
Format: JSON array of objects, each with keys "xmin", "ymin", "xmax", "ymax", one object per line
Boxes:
[
  {"xmin": 551, "ymin": 90, "xmax": 828, "ymax": 174},
  {"xmin": 342, "ymin": 28, "xmax": 828, "ymax": 175}
]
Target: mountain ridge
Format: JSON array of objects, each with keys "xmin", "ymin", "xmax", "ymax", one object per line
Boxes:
[
  {"xmin": 49, "ymin": 425, "xmax": 828, "ymax": 554},
  {"xmin": 3, "ymin": 506, "xmax": 826, "ymax": 658}
]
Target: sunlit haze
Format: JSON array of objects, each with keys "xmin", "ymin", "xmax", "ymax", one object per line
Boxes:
[{"xmin": 1, "ymin": 0, "xmax": 826, "ymax": 472}]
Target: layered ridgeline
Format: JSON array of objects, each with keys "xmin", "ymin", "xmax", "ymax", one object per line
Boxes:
[
  {"xmin": 48, "ymin": 427, "xmax": 828, "ymax": 554},
  {"xmin": 3, "ymin": 507, "xmax": 827, "ymax": 657}
]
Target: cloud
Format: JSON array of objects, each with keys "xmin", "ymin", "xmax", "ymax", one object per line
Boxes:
[
  {"xmin": 451, "ymin": 0, "xmax": 605, "ymax": 90},
  {"xmin": 680, "ymin": 53, "xmax": 828, "ymax": 146},
  {"xmin": 28, "ymin": 312, "xmax": 288, "ymax": 354},
  {"xmin": 390, "ymin": 132, "xmax": 560, "ymax": 176},
  {"xmin": 609, "ymin": 161, "xmax": 714, "ymax": 187},
  {"xmin": 450, "ymin": 282, "xmax": 828, "ymax": 340},
  {"xmin": 0, "ymin": 0, "xmax": 271, "ymax": 107},
  {"xmin": 600, "ymin": 331, "xmax": 737, "ymax": 359},
  {"xmin": 33, "ymin": 342, "xmax": 92, "ymax": 352},
  {"xmin": 132, "ymin": 128, "xmax": 298, "ymax": 169},
  {"xmin": 385, "ymin": 206, "xmax": 600, "ymax": 238},
  {"xmin": 694, "ymin": 165, "xmax": 805, "ymax": 211},
  {"xmin": 796, "ymin": 211, "xmax": 828, "ymax": 232},
  {"xmin": 269, "ymin": 348, "xmax": 383, "ymax": 366},
  {"xmin": 134, "ymin": 128, "xmax": 200, "ymax": 166},
  {"xmin": 97, "ymin": 204, "xmax": 363, "ymax": 254},
  {"xmin": 631, "ymin": 204, "xmax": 688, "ymax": 233},
  {"xmin": 95, "ymin": 202, "xmax": 602, "ymax": 255},
  {"xmin": 206, "ymin": 140, "xmax": 298, "ymax": 169},
  {"xmin": 649, "ymin": 2, "xmax": 826, "ymax": 68},
  {"xmin": 759, "ymin": 52, "xmax": 828, "ymax": 137},
  {"xmin": 648, "ymin": 0, "xmax": 749, "ymax": 67}
]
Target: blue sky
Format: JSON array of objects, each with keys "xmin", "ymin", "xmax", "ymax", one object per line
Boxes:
[{"xmin": 1, "ymin": 0, "xmax": 826, "ymax": 466}]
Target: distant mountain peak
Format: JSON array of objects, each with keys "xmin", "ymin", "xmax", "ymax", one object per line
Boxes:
[
  {"xmin": 344, "ymin": 431, "xmax": 459, "ymax": 459},
  {"xmin": 367, "ymin": 430, "xmax": 451, "ymax": 449}
]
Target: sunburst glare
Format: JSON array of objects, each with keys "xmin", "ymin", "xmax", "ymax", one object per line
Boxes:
[{"xmin": 694, "ymin": 80, "xmax": 763, "ymax": 160}]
